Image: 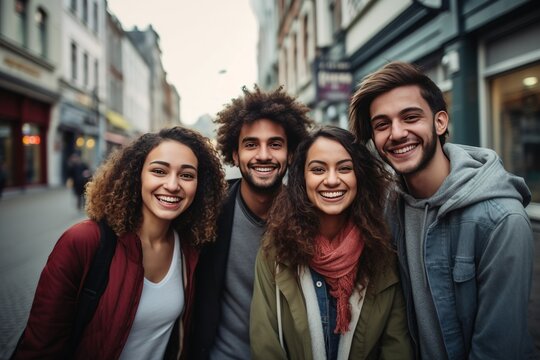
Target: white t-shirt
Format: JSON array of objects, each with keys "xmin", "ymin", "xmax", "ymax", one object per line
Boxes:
[{"xmin": 119, "ymin": 231, "xmax": 184, "ymax": 360}]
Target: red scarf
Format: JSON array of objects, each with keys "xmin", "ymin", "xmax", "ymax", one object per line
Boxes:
[{"xmin": 309, "ymin": 221, "xmax": 364, "ymax": 334}]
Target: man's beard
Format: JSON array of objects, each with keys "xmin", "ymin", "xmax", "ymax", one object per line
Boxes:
[
  {"xmin": 382, "ymin": 121, "xmax": 438, "ymax": 176},
  {"xmin": 239, "ymin": 164, "xmax": 286, "ymax": 193}
]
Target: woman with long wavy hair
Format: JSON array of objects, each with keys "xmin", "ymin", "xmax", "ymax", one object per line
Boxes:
[
  {"xmin": 250, "ymin": 126, "xmax": 412, "ymax": 359},
  {"xmin": 13, "ymin": 126, "xmax": 227, "ymax": 359}
]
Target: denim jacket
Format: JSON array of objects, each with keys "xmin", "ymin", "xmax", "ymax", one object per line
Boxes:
[{"xmin": 388, "ymin": 144, "xmax": 536, "ymax": 359}]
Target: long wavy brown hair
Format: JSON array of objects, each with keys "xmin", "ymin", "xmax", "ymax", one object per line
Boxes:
[
  {"xmin": 215, "ymin": 85, "xmax": 313, "ymax": 165},
  {"xmin": 264, "ymin": 126, "xmax": 394, "ymax": 286},
  {"xmin": 86, "ymin": 126, "xmax": 227, "ymax": 247}
]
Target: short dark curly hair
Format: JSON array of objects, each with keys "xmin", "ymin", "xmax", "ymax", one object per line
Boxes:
[
  {"xmin": 86, "ymin": 126, "xmax": 227, "ymax": 247},
  {"xmin": 215, "ymin": 85, "xmax": 313, "ymax": 165}
]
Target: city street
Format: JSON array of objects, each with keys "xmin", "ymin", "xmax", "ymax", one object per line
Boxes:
[
  {"xmin": 0, "ymin": 187, "xmax": 86, "ymax": 358},
  {"xmin": 0, "ymin": 186, "xmax": 539, "ymax": 358}
]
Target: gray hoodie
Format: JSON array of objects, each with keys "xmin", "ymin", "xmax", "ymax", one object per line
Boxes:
[{"xmin": 391, "ymin": 143, "xmax": 535, "ymax": 359}]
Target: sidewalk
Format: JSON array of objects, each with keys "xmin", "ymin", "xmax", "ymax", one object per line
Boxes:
[{"xmin": 0, "ymin": 186, "xmax": 87, "ymax": 359}]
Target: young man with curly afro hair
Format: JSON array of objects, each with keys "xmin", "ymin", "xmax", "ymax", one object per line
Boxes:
[{"xmin": 188, "ymin": 85, "xmax": 313, "ymax": 359}]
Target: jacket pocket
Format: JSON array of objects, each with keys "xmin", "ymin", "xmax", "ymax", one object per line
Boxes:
[{"xmin": 452, "ymin": 257, "xmax": 476, "ymax": 283}]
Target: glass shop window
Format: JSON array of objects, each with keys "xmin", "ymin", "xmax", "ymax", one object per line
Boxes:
[{"xmin": 490, "ymin": 62, "xmax": 540, "ymax": 202}]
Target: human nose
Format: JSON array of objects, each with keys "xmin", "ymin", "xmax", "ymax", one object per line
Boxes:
[
  {"xmin": 389, "ymin": 121, "xmax": 408, "ymax": 140},
  {"xmin": 324, "ymin": 169, "xmax": 340, "ymax": 187},
  {"xmin": 164, "ymin": 174, "xmax": 180, "ymax": 191},
  {"xmin": 255, "ymin": 145, "xmax": 272, "ymax": 161}
]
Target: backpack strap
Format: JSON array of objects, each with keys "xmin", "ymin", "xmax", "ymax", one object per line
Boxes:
[{"xmin": 67, "ymin": 219, "xmax": 117, "ymax": 356}]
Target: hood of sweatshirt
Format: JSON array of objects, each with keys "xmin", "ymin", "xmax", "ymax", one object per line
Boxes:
[{"xmin": 399, "ymin": 143, "xmax": 531, "ymax": 218}]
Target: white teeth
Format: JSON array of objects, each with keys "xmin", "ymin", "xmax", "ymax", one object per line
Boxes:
[
  {"xmin": 393, "ymin": 145, "xmax": 416, "ymax": 154},
  {"xmin": 254, "ymin": 167, "xmax": 273, "ymax": 173},
  {"xmin": 320, "ymin": 191, "xmax": 345, "ymax": 199},
  {"xmin": 156, "ymin": 195, "xmax": 181, "ymax": 203}
]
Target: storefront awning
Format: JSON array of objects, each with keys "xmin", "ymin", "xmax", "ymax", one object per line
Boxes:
[{"xmin": 106, "ymin": 110, "xmax": 132, "ymax": 130}]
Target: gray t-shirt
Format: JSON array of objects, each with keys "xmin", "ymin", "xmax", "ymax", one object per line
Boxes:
[{"xmin": 210, "ymin": 191, "xmax": 265, "ymax": 360}]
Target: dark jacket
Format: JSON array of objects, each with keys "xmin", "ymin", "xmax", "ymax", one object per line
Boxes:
[
  {"xmin": 188, "ymin": 179, "xmax": 241, "ymax": 359},
  {"xmin": 13, "ymin": 220, "xmax": 199, "ymax": 360}
]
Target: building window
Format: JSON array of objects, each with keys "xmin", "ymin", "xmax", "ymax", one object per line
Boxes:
[
  {"xmin": 94, "ymin": 59, "xmax": 99, "ymax": 89},
  {"xmin": 83, "ymin": 52, "xmax": 89, "ymax": 86},
  {"xmin": 35, "ymin": 8, "xmax": 47, "ymax": 58},
  {"xmin": 92, "ymin": 1, "xmax": 98, "ymax": 33},
  {"xmin": 82, "ymin": 0, "xmax": 88, "ymax": 24},
  {"xmin": 71, "ymin": 42, "xmax": 77, "ymax": 80},
  {"xmin": 330, "ymin": 0, "xmax": 342, "ymax": 35},
  {"xmin": 14, "ymin": 0, "xmax": 28, "ymax": 47},
  {"xmin": 490, "ymin": 62, "xmax": 540, "ymax": 203},
  {"xmin": 70, "ymin": 0, "xmax": 77, "ymax": 13}
]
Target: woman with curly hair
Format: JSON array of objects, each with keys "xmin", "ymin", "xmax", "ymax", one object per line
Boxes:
[
  {"xmin": 250, "ymin": 126, "xmax": 412, "ymax": 359},
  {"xmin": 13, "ymin": 126, "xmax": 227, "ymax": 359}
]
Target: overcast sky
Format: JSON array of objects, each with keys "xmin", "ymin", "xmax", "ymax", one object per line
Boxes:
[{"xmin": 107, "ymin": 0, "xmax": 259, "ymax": 125}]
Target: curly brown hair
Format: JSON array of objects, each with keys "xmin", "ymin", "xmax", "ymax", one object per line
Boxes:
[
  {"xmin": 264, "ymin": 126, "xmax": 394, "ymax": 287},
  {"xmin": 215, "ymin": 85, "xmax": 313, "ymax": 165},
  {"xmin": 349, "ymin": 61, "xmax": 449, "ymax": 145},
  {"xmin": 85, "ymin": 126, "xmax": 227, "ymax": 247}
]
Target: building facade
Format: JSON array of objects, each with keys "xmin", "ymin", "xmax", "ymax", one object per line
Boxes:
[
  {"xmin": 127, "ymin": 26, "xmax": 180, "ymax": 131},
  {"xmin": 264, "ymin": 0, "xmax": 540, "ymax": 216},
  {"xmin": 0, "ymin": 0, "xmax": 180, "ymax": 192},
  {"xmin": 55, "ymin": 0, "xmax": 107, "ymax": 185},
  {"xmin": 0, "ymin": 0, "xmax": 61, "ymax": 189}
]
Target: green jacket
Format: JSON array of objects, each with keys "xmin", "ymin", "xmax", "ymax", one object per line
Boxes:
[{"xmin": 250, "ymin": 246, "xmax": 413, "ymax": 360}]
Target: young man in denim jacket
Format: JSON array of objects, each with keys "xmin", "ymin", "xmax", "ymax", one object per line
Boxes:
[{"xmin": 349, "ymin": 61, "xmax": 536, "ymax": 359}]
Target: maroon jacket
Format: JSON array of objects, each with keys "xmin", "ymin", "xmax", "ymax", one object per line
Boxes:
[{"xmin": 14, "ymin": 220, "xmax": 199, "ymax": 359}]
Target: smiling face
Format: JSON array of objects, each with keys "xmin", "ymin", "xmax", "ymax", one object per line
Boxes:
[
  {"xmin": 369, "ymin": 85, "xmax": 448, "ymax": 177},
  {"xmin": 140, "ymin": 140, "xmax": 198, "ymax": 228},
  {"xmin": 233, "ymin": 118, "xmax": 290, "ymax": 193},
  {"xmin": 305, "ymin": 137, "xmax": 357, "ymax": 223}
]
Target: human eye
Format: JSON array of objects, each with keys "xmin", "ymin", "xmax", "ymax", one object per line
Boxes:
[
  {"xmin": 180, "ymin": 172, "xmax": 196, "ymax": 180},
  {"xmin": 244, "ymin": 142, "xmax": 257, "ymax": 149},
  {"xmin": 310, "ymin": 166, "xmax": 325, "ymax": 174},
  {"xmin": 372, "ymin": 120, "xmax": 389, "ymax": 131},
  {"xmin": 339, "ymin": 165, "xmax": 353, "ymax": 173},
  {"xmin": 151, "ymin": 168, "xmax": 166, "ymax": 175},
  {"xmin": 404, "ymin": 113, "xmax": 421, "ymax": 122},
  {"xmin": 269, "ymin": 141, "xmax": 283, "ymax": 149}
]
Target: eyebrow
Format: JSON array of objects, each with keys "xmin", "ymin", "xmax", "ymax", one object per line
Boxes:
[
  {"xmin": 241, "ymin": 136, "xmax": 286, "ymax": 143},
  {"xmin": 370, "ymin": 106, "xmax": 426, "ymax": 122},
  {"xmin": 149, "ymin": 160, "xmax": 197, "ymax": 170},
  {"xmin": 307, "ymin": 158, "xmax": 353, "ymax": 166}
]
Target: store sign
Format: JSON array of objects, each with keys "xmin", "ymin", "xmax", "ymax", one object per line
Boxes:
[
  {"xmin": 315, "ymin": 60, "xmax": 353, "ymax": 102},
  {"xmin": 4, "ymin": 57, "xmax": 40, "ymax": 78}
]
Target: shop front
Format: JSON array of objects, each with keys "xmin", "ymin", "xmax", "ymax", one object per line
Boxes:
[
  {"xmin": 0, "ymin": 88, "xmax": 50, "ymax": 189},
  {"xmin": 58, "ymin": 102, "xmax": 99, "ymax": 183},
  {"xmin": 481, "ymin": 16, "xmax": 540, "ymax": 217}
]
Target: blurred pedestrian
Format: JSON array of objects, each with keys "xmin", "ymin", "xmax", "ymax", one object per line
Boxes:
[
  {"xmin": 188, "ymin": 85, "xmax": 312, "ymax": 359},
  {"xmin": 250, "ymin": 126, "xmax": 413, "ymax": 359},
  {"xmin": 66, "ymin": 153, "xmax": 92, "ymax": 210},
  {"xmin": 12, "ymin": 126, "xmax": 227, "ymax": 359},
  {"xmin": 350, "ymin": 61, "xmax": 536, "ymax": 359}
]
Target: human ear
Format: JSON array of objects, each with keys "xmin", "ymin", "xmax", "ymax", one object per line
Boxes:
[
  {"xmin": 232, "ymin": 151, "xmax": 239, "ymax": 167},
  {"xmin": 434, "ymin": 111, "xmax": 449, "ymax": 136}
]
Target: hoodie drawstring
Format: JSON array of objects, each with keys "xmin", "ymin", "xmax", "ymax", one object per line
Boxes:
[{"xmin": 420, "ymin": 203, "xmax": 429, "ymax": 287}]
